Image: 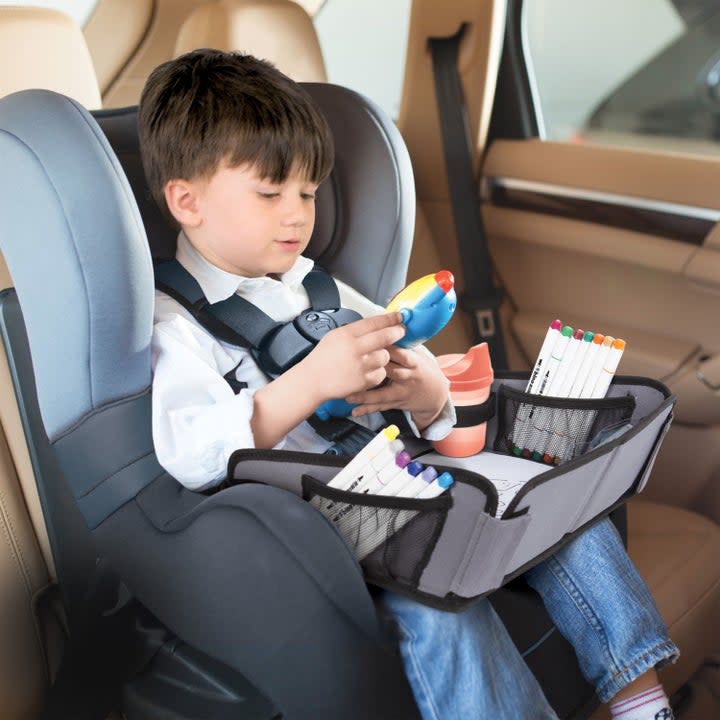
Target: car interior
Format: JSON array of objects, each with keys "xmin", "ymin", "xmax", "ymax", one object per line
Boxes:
[{"xmin": 0, "ymin": 2, "xmax": 719, "ymax": 720}]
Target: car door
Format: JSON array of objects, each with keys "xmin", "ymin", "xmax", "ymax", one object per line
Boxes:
[{"xmin": 481, "ymin": 0, "xmax": 720, "ymax": 524}]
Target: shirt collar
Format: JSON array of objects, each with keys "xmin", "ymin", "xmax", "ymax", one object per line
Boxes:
[{"xmin": 175, "ymin": 231, "xmax": 315, "ymax": 304}]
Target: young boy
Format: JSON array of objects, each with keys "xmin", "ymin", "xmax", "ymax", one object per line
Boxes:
[{"xmin": 140, "ymin": 49, "xmax": 678, "ymax": 720}]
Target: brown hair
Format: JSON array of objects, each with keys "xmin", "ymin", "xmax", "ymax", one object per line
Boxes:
[{"xmin": 138, "ymin": 48, "xmax": 334, "ymax": 215}]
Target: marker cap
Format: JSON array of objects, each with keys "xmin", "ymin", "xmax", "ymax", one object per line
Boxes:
[
  {"xmin": 395, "ymin": 451, "xmax": 412, "ymax": 469},
  {"xmin": 561, "ymin": 325, "xmax": 574, "ymax": 337},
  {"xmin": 382, "ymin": 425, "xmax": 400, "ymax": 441},
  {"xmin": 406, "ymin": 461, "xmax": 424, "ymax": 476},
  {"xmin": 436, "ymin": 472, "xmax": 454, "ymax": 489},
  {"xmin": 583, "ymin": 331, "xmax": 594, "ymax": 342}
]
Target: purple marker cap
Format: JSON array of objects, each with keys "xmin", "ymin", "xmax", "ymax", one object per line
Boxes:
[
  {"xmin": 395, "ymin": 451, "xmax": 412, "ymax": 469},
  {"xmin": 419, "ymin": 466, "xmax": 438, "ymax": 483},
  {"xmin": 406, "ymin": 461, "xmax": 424, "ymax": 476}
]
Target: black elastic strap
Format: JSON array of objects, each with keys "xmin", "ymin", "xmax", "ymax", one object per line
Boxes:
[
  {"xmin": 453, "ymin": 392, "xmax": 496, "ymax": 428},
  {"xmin": 429, "ymin": 25, "xmax": 508, "ymax": 369}
]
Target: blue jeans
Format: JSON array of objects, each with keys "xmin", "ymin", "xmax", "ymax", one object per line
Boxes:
[{"xmin": 381, "ymin": 518, "xmax": 679, "ymax": 719}]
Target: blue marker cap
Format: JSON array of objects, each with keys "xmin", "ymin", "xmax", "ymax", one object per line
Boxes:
[
  {"xmin": 406, "ymin": 461, "xmax": 424, "ymax": 476},
  {"xmin": 436, "ymin": 472, "xmax": 454, "ymax": 489}
]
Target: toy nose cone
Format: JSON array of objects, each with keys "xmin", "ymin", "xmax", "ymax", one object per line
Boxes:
[{"xmin": 434, "ymin": 270, "xmax": 454, "ymax": 292}]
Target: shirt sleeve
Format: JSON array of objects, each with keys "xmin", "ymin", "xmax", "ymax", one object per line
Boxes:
[
  {"xmin": 151, "ymin": 312, "xmax": 274, "ymax": 491},
  {"xmin": 336, "ymin": 279, "xmax": 456, "ymax": 441}
]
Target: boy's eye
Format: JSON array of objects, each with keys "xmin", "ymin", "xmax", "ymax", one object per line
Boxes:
[
  {"xmin": 258, "ymin": 192, "xmax": 279, "ymax": 199},
  {"xmin": 301, "ymin": 192, "xmax": 316, "ymax": 200}
]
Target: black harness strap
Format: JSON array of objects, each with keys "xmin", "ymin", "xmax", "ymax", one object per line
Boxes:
[{"xmin": 154, "ymin": 259, "xmax": 378, "ymax": 451}]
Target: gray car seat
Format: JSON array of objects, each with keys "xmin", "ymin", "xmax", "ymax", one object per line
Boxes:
[{"xmin": 0, "ymin": 84, "xmax": 599, "ymax": 719}]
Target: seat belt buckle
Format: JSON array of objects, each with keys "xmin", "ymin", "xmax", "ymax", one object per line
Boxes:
[{"xmin": 475, "ymin": 308, "xmax": 496, "ymax": 337}]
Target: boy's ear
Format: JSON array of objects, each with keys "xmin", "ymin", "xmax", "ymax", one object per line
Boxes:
[{"xmin": 164, "ymin": 179, "xmax": 203, "ymax": 228}]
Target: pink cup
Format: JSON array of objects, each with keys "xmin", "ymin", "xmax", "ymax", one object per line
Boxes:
[{"xmin": 432, "ymin": 343, "xmax": 494, "ymax": 457}]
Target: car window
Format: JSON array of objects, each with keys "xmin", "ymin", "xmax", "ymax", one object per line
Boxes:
[
  {"xmin": 522, "ymin": 0, "xmax": 720, "ymax": 156},
  {"xmin": 312, "ymin": 0, "xmax": 411, "ymax": 119},
  {"xmin": 0, "ymin": 0, "xmax": 98, "ymax": 26}
]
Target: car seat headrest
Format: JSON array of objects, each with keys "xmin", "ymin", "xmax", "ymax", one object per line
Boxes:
[
  {"xmin": 0, "ymin": 7, "xmax": 101, "ymax": 109},
  {"xmin": 174, "ymin": 0, "xmax": 327, "ymax": 83},
  {"xmin": 0, "ymin": 90, "xmax": 153, "ymax": 441},
  {"xmin": 95, "ymin": 82, "xmax": 415, "ymax": 306}
]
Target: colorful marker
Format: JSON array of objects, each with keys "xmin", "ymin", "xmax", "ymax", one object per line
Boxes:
[
  {"xmin": 326, "ymin": 425, "xmax": 401, "ymax": 491},
  {"xmin": 396, "ymin": 464, "xmax": 438, "ymax": 499},
  {"xmin": 522, "ymin": 325, "xmax": 574, "ymax": 458},
  {"xmin": 327, "ymin": 449, "xmax": 411, "ymax": 522},
  {"xmin": 512, "ymin": 319, "xmax": 563, "ymax": 455}
]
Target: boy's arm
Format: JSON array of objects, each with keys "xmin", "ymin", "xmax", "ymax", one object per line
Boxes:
[{"xmin": 251, "ymin": 313, "xmax": 407, "ymax": 448}]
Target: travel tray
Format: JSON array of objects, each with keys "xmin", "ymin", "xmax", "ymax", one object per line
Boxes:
[{"xmin": 226, "ymin": 372, "xmax": 675, "ymax": 612}]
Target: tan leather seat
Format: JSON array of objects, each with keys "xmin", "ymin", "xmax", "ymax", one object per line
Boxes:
[
  {"xmin": 627, "ymin": 499, "xmax": 720, "ymax": 692},
  {"xmin": 174, "ymin": 0, "xmax": 327, "ymax": 83},
  {"xmin": 0, "ymin": 6, "xmax": 101, "ymax": 109}
]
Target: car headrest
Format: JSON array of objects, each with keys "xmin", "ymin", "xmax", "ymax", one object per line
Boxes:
[
  {"xmin": 0, "ymin": 90, "xmax": 153, "ymax": 440},
  {"xmin": 94, "ymin": 82, "xmax": 415, "ymax": 306},
  {"xmin": 0, "ymin": 6, "xmax": 101, "ymax": 109},
  {"xmin": 174, "ymin": 0, "xmax": 327, "ymax": 83}
]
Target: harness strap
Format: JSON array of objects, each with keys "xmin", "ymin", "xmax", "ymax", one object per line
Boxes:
[{"xmin": 154, "ymin": 259, "xmax": 378, "ymax": 450}]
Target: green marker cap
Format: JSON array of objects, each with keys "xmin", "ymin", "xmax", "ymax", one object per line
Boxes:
[
  {"xmin": 561, "ymin": 325, "xmax": 573, "ymax": 337},
  {"xmin": 583, "ymin": 331, "xmax": 594, "ymax": 342}
]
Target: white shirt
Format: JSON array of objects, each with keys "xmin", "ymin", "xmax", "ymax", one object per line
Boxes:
[{"xmin": 152, "ymin": 233, "xmax": 455, "ymax": 490}]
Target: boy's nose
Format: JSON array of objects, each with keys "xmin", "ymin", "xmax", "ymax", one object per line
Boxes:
[{"xmin": 282, "ymin": 200, "xmax": 309, "ymax": 227}]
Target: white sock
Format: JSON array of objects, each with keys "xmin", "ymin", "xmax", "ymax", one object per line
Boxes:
[{"xmin": 609, "ymin": 684, "xmax": 673, "ymax": 720}]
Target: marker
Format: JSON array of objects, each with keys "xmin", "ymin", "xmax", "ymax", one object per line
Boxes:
[
  {"xmin": 415, "ymin": 470, "xmax": 454, "ymax": 499},
  {"xmin": 525, "ymin": 319, "xmax": 563, "ymax": 393},
  {"xmin": 534, "ymin": 328, "xmax": 586, "ymax": 462},
  {"xmin": 554, "ymin": 337, "xmax": 627, "ymax": 464},
  {"xmin": 522, "ymin": 325, "xmax": 574, "ymax": 458},
  {"xmin": 512, "ymin": 319, "xmax": 563, "ymax": 455},
  {"xmin": 335, "ymin": 439, "xmax": 405, "ymax": 495},
  {"xmin": 578, "ymin": 336, "xmax": 614, "ymax": 398},
  {"xmin": 589, "ymin": 338, "xmax": 626, "ymax": 399},
  {"xmin": 326, "ymin": 425, "xmax": 400, "ymax": 491},
  {"xmin": 377, "ymin": 459, "xmax": 424, "ymax": 497},
  {"xmin": 396, "ymin": 464, "xmax": 438, "ymax": 499},
  {"xmin": 354, "ymin": 472, "xmax": 455, "ymax": 561},
  {"xmin": 327, "ymin": 449, "xmax": 411, "ymax": 522},
  {"xmin": 567, "ymin": 332, "xmax": 603, "ymax": 399},
  {"xmin": 334, "ymin": 459, "xmax": 424, "ymax": 536}
]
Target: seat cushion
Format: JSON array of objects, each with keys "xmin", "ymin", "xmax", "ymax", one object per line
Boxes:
[{"xmin": 627, "ymin": 498, "xmax": 720, "ymax": 694}]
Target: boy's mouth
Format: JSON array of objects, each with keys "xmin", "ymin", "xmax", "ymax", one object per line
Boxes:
[{"xmin": 276, "ymin": 238, "xmax": 302, "ymax": 250}]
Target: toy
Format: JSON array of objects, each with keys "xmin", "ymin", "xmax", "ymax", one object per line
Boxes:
[{"xmin": 315, "ymin": 271, "xmax": 457, "ymax": 420}]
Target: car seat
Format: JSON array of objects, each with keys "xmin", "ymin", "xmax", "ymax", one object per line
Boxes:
[
  {"xmin": 0, "ymin": 81, "xmax": 613, "ymax": 718},
  {"xmin": 0, "ymin": 82, "xmax": 421, "ymax": 720}
]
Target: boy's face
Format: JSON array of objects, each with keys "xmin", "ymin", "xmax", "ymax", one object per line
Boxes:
[{"xmin": 170, "ymin": 161, "xmax": 319, "ymax": 278}]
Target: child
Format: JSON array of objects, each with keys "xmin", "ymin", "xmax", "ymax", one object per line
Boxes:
[{"xmin": 140, "ymin": 49, "xmax": 678, "ymax": 720}]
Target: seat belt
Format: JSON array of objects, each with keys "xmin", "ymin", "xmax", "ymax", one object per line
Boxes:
[
  {"xmin": 154, "ymin": 260, "xmax": 381, "ymax": 454},
  {"xmin": 429, "ymin": 24, "xmax": 508, "ymax": 369}
]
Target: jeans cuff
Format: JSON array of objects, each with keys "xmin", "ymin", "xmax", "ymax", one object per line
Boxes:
[{"xmin": 596, "ymin": 640, "xmax": 680, "ymax": 702}]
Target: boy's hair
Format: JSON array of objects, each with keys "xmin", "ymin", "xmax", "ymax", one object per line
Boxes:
[{"xmin": 138, "ymin": 48, "xmax": 334, "ymax": 216}]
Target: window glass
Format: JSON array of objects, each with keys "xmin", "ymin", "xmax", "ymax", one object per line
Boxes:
[
  {"xmin": 313, "ymin": 0, "xmax": 411, "ymax": 119},
  {"xmin": 523, "ymin": 0, "xmax": 720, "ymax": 155},
  {"xmin": 0, "ymin": 0, "xmax": 98, "ymax": 26}
]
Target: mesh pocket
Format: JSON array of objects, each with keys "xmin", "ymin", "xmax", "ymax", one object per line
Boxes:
[
  {"xmin": 302, "ymin": 475, "xmax": 451, "ymax": 586},
  {"xmin": 494, "ymin": 385, "xmax": 635, "ymax": 465}
]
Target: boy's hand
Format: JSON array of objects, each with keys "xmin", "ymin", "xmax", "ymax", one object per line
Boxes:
[
  {"xmin": 346, "ymin": 346, "xmax": 450, "ymax": 431},
  {"xmin": 302, "ymin": 312, "xmax": 406, "ymax": 403}
]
